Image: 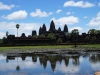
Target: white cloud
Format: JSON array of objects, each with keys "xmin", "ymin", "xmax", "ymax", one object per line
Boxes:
[
  {"xmin": 87, "ymin": 12, "xmax": 100, "ymax": 26},
  {"xmin": 66, "ymin": 12, "xmax": 71, "ymax": 15},
  {"xmin": 55, "ymin": 62, "xmax": 79, "ymax": 73},
  {"xmin": 51, "ymin": 16, "xmax": 79, "ymax": 26},
  {"xmin": 70, "ymin": 27, "xmax": 82, "ymax": 31},
  {"xmin": 0, "ymin": 60, "xmax": 39, "ymax": 71},
  {"xmin": 91, "ymin": 62, "xmax": 100, "ymax": 71},
  {"xmin": 2, "ymin": 10, "xmax": 27, "ymax": 20},
  {"xmin": 0, "ymin": 32, "xmax": 6, "ymax": 38},
  {"xmin": 84, "ymin": 16, "xmax": 88, "ymax": 18},
  {"xmin": 56, "ymin": 9, "xmax": 62, "ymax": 14},
  {"xmin": 63, "ymin": 1, "xmax": 95, "ymax": 8},
  {"xmin": 98, "ymin": 3, "xmax": 100, "ymax": 6},
  {"xmin": 0, "ymin": 55, "xmax": 6, "ymax": 60},
  {"xmin": 0, "ymin": 22, "xmax": 41, "ymax": 38},
  {"xmin": 66, "ymin": 12, "xmax": 74, "ymax": 15},
  {"xmin": 0, "ymin": 2, "xmax": 15, "ymax": 10},
  {"xmin": 30, "ymin": 9, "xmax": 53, "ymax": 17}
]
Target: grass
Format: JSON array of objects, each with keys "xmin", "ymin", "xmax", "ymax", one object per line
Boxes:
[{"xmin": 0, "ymin": 44, "xmax": 100, "ymax": 52}]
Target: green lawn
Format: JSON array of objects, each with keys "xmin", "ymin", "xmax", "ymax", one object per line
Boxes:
[{"xmin": 0, "ymin": 44, "xmax": 100, "ymax": 52}]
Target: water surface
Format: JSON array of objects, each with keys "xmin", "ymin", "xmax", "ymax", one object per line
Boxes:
[{"xmin": 0, "ymin": 51, "xmax": 100, "ymax": 75}]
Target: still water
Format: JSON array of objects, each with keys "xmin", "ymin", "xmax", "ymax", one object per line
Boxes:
[{"xmin": 0, "ymin": 51, "xmax": 100, "ymax": 75}]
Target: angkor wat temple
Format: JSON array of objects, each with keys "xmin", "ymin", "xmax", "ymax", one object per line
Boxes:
[
  {"xmin": 3, "ymin": 20, "xmax": 100, "ymax": 45},
  {"xmin": 5, "ymin": 20, "xmax": 69, "ymax": 45}
]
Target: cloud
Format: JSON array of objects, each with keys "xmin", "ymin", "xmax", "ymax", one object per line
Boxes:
[
  {"xmin": 51, "ymin": 16, "xmax": 79, "ymax": 26},
  {"xmin": 63, "ymin": 1, "xmax": 95, "ymax": 8},
  {"xmin": 70, "ymin": 27, "xmax": 82, "ymax": 31},
  {"xmin": 2, "ymin": 10, "xmax": 27, "ymax": 20},
  {"xmin": 66, "ymin": 12, "xmax": 71, "ymax": 15},
  {"xmin": 66, "ymin": 12, "xmax": 74, "ymax": 15},
  {"xmin": 98, "ymin": 3, "xmax": 100, "ymax": 6},
  {"xmin": 0, "ymin": 22, "xmax": 41, "ymax": 38},
  {"xmin": 0, "ymin": 60, "xmax": 39, "ymax": 71},
  {"xmin": 56, "ymin": 9, "xmax": 62, "ymax": 14},
  {"xmin": 90, "ymin": 62, "xmax": 100, "ymax": 71},
  {"xmin": 55, "ymin": 62, "xmax": 79, "ymax": 73},
  {"xmin": 30, "ymin": 9, "xmax": 53, "ymax": 17},
  {"xmin": 83, "ymin": 16, "xmax": 88, "ymax": 18},
  {"xmin": 0, "ymin": 32, "xmax": 6, "ymax": 38},
  {"xmin": 87, "ymin": 12, "xmax": 100, "ymax": 26},
  {"xmin": 0, "ymin": 55, "xmax": 6, "ymax": 60},
  {"xmin": 0, "ymin": 2, "xmax": 15, "ymax": 10}
]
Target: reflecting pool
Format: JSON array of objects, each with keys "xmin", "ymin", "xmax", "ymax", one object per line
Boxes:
[{"xmin": 0, "ymin": 51, "xmax": 100, "ymax": 75}]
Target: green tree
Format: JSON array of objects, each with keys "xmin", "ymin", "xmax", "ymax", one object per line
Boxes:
[
  {"xmin": 66, "ymin": 33, "xmax": 71, "ymax": 42},
  {"xmin": 2, "ymin": 37, "xmax": 7, "ymax": 44},
  {"xmin": 85, "ymin": 36, "xmax": 89, "ymax": 43},
  {"xmin": 92, "ymin": 36, "xmax": 96, "ymax": 43},
  {"xmin": 16, "ymin": 24, "xmax": 20, "ymax": 37},
  {"xmin": 47, "ymin": 33, "xmax": 56, "ymax": 39},
  {"xmin": 57, "ymin": 38, "xmax": 62, "ymax": 44},
  {"xmin": 40, "ymin": 34, "xmax": 45, "ymax": 38},
  {"xmin": 96, "ymin": 30, "xmax": 100, "ymax": 38},
  {"xmin": 88, "ymin": 29, "xmax": 96, "ymax": 43},
  {"xmin": 0, "ymin": 39, "xmax": 3, "ymax": 44},
  {"xmin": 71, "ymin": 29, "xmax": 79, "ymax": 47},
  {"xmin": 33, "ymin": 35, "xmax": 37, "ymax": 39}
]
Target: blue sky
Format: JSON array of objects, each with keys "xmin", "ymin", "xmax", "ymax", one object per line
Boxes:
[{"xmin": 0, "ymin": 0, "xmax": 100, "ymax": 38}]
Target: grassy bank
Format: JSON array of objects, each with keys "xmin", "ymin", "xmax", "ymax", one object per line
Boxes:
[{"xmin": 0, "ymin": 44, "xmax": 100, "ymax": 52}]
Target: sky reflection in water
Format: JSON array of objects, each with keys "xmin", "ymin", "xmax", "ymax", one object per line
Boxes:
[{"xmin": 0, "ymin": 52, "xmax": 100, "ymax": 75}]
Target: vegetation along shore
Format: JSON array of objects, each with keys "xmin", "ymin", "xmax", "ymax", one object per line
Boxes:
[{"xmin": 0, "ymin": 44, "xmax": 100, "ymax": 53}]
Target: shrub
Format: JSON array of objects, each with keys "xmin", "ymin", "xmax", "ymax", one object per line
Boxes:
[
  {"xmin": 57, "ymin": 38, "xmax": 62, "ymax": 44},
  {"xmin": 47, "ymin": 33, "xmax": 56, "ymax": 39},
  {"xmin": 40, "ymin": 34, "xmax": 45, "ymax": 38}
]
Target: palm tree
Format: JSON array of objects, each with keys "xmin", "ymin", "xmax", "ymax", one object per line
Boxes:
[
  {"xmin": 16, "ymin": 56, "xmax": 20, "ymax": 71},
  {"xmin": 6, "ymin": 31, "xmax": 9, "ymax": 37},
  {"xmin": 16, "ymin": 24, "xmax": 20, "ymax": 37},
  {"xmin": 71, "ymin": 29, "xmax": 79, "ymax": 47}
]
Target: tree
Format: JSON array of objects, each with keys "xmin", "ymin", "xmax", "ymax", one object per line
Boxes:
[
  {"xmin": 6, "ymin": 31, "xmax": 9, "ymax": 37},
  {"xmin": 16, "ymin": 57, "xmax": 20, "ymax": 71},
  {"xmin": 47, "ymin": 33, "xmax": 56, "ymax": 39},
  {"xmin": 88, "ymin": 29, "xmax": 96, "ymax": 43},
  {"xmin": 16, "ymin": 24, "xmax": 20, "ymax": 37},
  {"xmin": 96, "ymin": 30, "xmax": 100, "ymax": 38},
  {"xmin": 85, "ymin": 36, "xmax": 89, "ymax": 43},
  {"xmin": 33, "ymin": 35, "xmax": 37, "ymax": 39},
  {"xmin": 57, "ymin": 38, "xmax": 62, "ymax": 44},
  {"xmin": 71, "ymin": 29, "xmax": 79, "ymax": 47},
  {"xmin": 40, "ymin": 34, "xmax": 45, "ymax": 38},
  {"xmin": 66, "ymin": 33, "xmax": 71, "ymax": 42},
  {"xmin": 2, "ymin": 37, "xmax": 7, "ymax": 44},
  {"xmin": 16, "ymin": 65, "xmax": 20, "ymax": 71}
]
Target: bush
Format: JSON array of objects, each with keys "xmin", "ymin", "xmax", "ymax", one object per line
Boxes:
[
  {"xmin": 39, "ymin": 34, "xmax": 45, "ymax": 38},
  {"xmin": 57, "ymin": 38, "xmax": 62, "ymax": 44},
  {"xmin": 47, "ymin": 33, "xmax": 56, "ymax": 39},
  {"xmin": 33, "ymin": 35, "xmax": 37, "ymax": 39}
]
